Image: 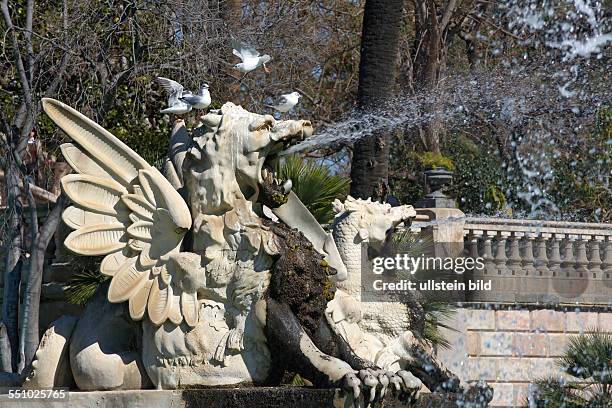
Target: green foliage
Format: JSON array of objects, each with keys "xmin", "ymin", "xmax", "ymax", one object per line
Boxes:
[
  {"xmin": 532, "ymin": 330, "xmax": 612, "ymax": 406},
  {"xmin": 390, "ymin": 134, "xmax": 508, "ymax": 215},
  {"xmin": 65, "ymin": 270, "xmax": 109, "ymax": 306},
  {"xmin": 444, "ymin": 135, "xmax": 508, "ymax": 215},
  {"xmin": 289, "ymin": 374, "xmax": 307, "ymax": 386},
  {"xmin": 549, "ymin": 107, "xmax": 612, "ymax": 223},
  {"xmin": 391, "ymin": 229, "xmax": 435, "ymax": 262},
  {"xmin": 103, "ymin": 84, "xmax": 172, "ymax": 168},
  {"xmin": 531, "ymin": 378, "xmax": 588, "ymax": 407},
  {"xmin": 483, "ymin": 185, "xmax": 507, "ymax": 212},
  {"xmin": 276, "ymin": 156, "xmax": 350, "ymax": 224},
  {"xmin": 391, "ymin": 230, "xmax": 456, "ymax": 349},
  {"xmin": 558, "ymin": 330, "xmax": 612, "ymax": 384},
  {"xmin": 413, "ymin": 151, "xmax": 455, "ymax": 171},
  {"xmin": 419, "ymin": 297, "xmax": 457, "ymax": 350}
]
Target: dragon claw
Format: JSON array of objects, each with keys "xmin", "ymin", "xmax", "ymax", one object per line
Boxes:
[
  {"xmin": 397, "ymin": 370, "xmax": 422, "ymax": 392},
  {"xmin": 378, "ymin": 373, "xmax": 389, "ymax": 398},
  {"xmin": 342, "ymin": 371, "xmax": 361, "ymax": 401}
]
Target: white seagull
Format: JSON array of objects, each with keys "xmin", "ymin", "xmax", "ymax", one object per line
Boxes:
[
  {"xmin": 182, "ymin": 84, "xmax": 211, "ymax": 110},
  {"xmin": 232, "ymin": 38, "xmax": 271, "ymax": 75},
  {"xmin": 157, "ymin": 77, "xmax": 192, "ymax": 115},
  {"xmin": 266, "ymin": 91, "xmax": 301, "ymax": 113}
]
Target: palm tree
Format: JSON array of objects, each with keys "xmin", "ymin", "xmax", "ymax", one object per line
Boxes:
[
  {"xmin": 349, "ymin": 0, "xmax": 404, "ymax": 201},
  {"xmin": 532, "ymin": 330, "xmax": 612, "ymax": 407},
  {"xmin": 392, "ymin": 229, "xmax": 457, "ymax": 348}
]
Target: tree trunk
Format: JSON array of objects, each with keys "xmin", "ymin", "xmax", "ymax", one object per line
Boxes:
[
  {"xmin": 413, "ymin": 1, "xmax": 445, "ymax": 154},
  {"xmin": 19, "ymin": 196, "xmax": 64, "ymax": 370},
  {"xmin": 0, "ymin": 322, "xmax": 12, "ymax": 371},
  {"xmin": 1, "ymin": 160, "xmax": 24, "ymax": 372},
  {"xmin": 349, "ymin": 0, "xmax": 404, "ymax": 200}
]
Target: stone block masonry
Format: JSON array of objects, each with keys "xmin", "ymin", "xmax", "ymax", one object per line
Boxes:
[{"xmin": 436, "ymin": 307, "xmax": 612, "ymax": 407}]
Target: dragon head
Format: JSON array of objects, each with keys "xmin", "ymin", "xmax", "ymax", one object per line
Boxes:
[
  {"xmin": 332, "ymin": 196, "xmax": 416, "ymax": 251},
  {"xmin": 184, "ymin": 102, "xmax": 313, "ymax": 213}
]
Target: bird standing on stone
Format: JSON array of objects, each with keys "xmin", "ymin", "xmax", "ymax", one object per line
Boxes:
[
  {"xmin": 182, "ymin": 84, "xmax": 211, "ymax": 110},
  {"xmin": 266, "ymin": 91, "xmax": 301, "ymax": 113},
  {"xmin": 232, "ymin": 38, "xmax": 271, "ymax": 77}
]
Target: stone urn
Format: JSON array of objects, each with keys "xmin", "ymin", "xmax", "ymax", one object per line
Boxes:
[{"xmin": 415, "ymin": 168, "xmax": 456, "ymax": 208}]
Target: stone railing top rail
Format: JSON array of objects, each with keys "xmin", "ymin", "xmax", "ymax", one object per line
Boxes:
[{"xmin": 464, "ymin": 217, "xmax": 612, "ymax": 237}]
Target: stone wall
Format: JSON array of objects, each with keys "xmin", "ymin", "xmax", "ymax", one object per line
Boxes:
[{"xmin": 436, "ymin": 307, "xmax": 612, "ymax": 407}]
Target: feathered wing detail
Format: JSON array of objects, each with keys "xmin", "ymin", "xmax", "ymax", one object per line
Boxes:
[
  {"xmin": 147, "ymin": 278, "xmax": 172, "ymax": 326},
  {"xmin": 61, "ymin": 143, "xmax": 110, "ymax": 178},
  {"xmin": 65, "ymin": 223, "xmax": 127, "ymax": 256},
  {"xmin": 156, "ymin": 77, "xmax": 184, "ymax": 99},
  {"xmin": 44, "ymin": 98, "xmax": 199, "ymax": 327},
  {"xmin": 231, "ymin": 38, "xmax": 260, "ymax": 60}
]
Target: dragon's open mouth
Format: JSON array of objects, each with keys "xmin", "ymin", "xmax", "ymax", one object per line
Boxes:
[
  {"xmin": 259, "ymin": 120, "xmax": 313, "ymax": 187},
  {"xmin": 256, "ymin": 122, "xmax": 313, "ymax": 203}
]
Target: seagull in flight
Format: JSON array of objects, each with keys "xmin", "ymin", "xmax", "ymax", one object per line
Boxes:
[
  {"xmin": 232, "ymin": 38, "xmax": 271, "ymax": 76},
  {"xmin": 266, "ymin": 91, "xmax": 301, "ymax": 113}
]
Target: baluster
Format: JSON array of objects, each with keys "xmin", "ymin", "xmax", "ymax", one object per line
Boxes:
[
  {"xmin": 574, "ymin": 235, "xmax": 589, "ymax": 277},
  {"xmin": 603, "ymin": 236, "xmax": 612, "ymax": 289},
  {"xmin": 467, "ymin": 230, "xmax": 480, "ymax": 274},
  {"xmin": 494, "ymin": 231, "xmax": 509, "ymax": 275},
  {"xmin": 535, "ymin": 233, "xmax": 551, "ymax": 277},
  {"xmin": 560, "ymin": 235, "xmax": 575, "ymax": 278},
  {"xmin": 548, "ymin": 233, "xmax": 562, "ymax": 277},
  {"xmin": 481, "ymin": 231, "xmax": 496, "ymax": 276},
  {"xmin": 533, "ymin": 233, "xmax": 552, "ymax": 302},
  {"xmin": 588, "ymin": 236, "xmax": 603, "ymax": 276},
  {"xmin": 466, "ymin": 230, "xmax": 479, "ymax": 259},
  {"xmin": 521, "ymin": 232, "xmax": 536, "ymax": 276},
  {"xmin": 507, "ymin": 232, "xmax": 523, "ymax": 276}
]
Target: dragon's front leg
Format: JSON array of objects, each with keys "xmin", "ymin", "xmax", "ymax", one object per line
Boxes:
[{"xmin": 265, "ymin": 298, "xmax": 420, "ymax": 406}]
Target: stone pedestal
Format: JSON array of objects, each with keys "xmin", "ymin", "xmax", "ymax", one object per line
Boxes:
[
  {"xmin": 415, "ymin": 208, "xmax": 466, "ymax": 255},
  {"xmin": 414, "ymin": 208, "xmax": 466, "ymax": 302}
]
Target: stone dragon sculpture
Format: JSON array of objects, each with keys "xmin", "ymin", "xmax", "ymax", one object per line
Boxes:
[
  {"xmin": 326, "ymin": 198, "xmax": 476, "ymax": 396},
  {"xmin": 24, "ymin": 99, "xmax": 491, "ymax": 407}
]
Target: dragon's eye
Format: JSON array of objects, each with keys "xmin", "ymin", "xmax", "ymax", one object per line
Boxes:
[
  {"xmin": 255, "ymin": 122, "xmax": 273, "ymax": 132},
  {"xmin": 249, "ymin": 116, "xmax": 275, "ymax": 132}
]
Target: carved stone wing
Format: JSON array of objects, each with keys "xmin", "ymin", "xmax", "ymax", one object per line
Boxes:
[{"xmin": 43, "ymin": 98, "xmax": 197, "ymax": 327}]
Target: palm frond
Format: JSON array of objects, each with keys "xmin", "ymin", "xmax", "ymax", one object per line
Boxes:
[
  {"xmin": 530, "ymin": 377, "xmax": 588, "ymax": 407},
  {"xmin": 390, "ymin": 231, "xmax": 456, "ymax": 348},
  {"xmin": 557, "ymin": 329, "xmax": 612, "ymax": 384},
  {"xmin": 419, "ymin": 296, "xmax": 457, "ymax": 350},
  {"xmin": 276, "ymin": 155, "xmax": 350, "ymax": 224},
  {"xmin": 65, "ymin": 270, "xmax": 110, "ymax": 305}
]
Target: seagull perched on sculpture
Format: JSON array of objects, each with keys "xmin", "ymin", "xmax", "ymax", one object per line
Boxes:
[
  {"xmin": 157, "ymin": 77, "xmax": 211, "ymax": 116},
  {"xmin": 182, "ymin": 84, "xmax": 211, "ymax": 110},
  {"xmin": 266, "ymin": 91, "xmax": 301, "ymax": 113},
  {"xmin": 231, "ymin": 38, "xmax": 271, "ymax": 77}
]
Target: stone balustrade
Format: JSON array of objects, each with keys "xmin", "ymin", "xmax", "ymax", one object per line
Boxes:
[{"xmin": 463, "ymin": 217, "xmax": 612, "ymax": 305}]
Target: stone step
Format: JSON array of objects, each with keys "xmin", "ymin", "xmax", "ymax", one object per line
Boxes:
[{"xmin": 0, "ymin": 388, "xmax": 457, "ymax": 408}]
